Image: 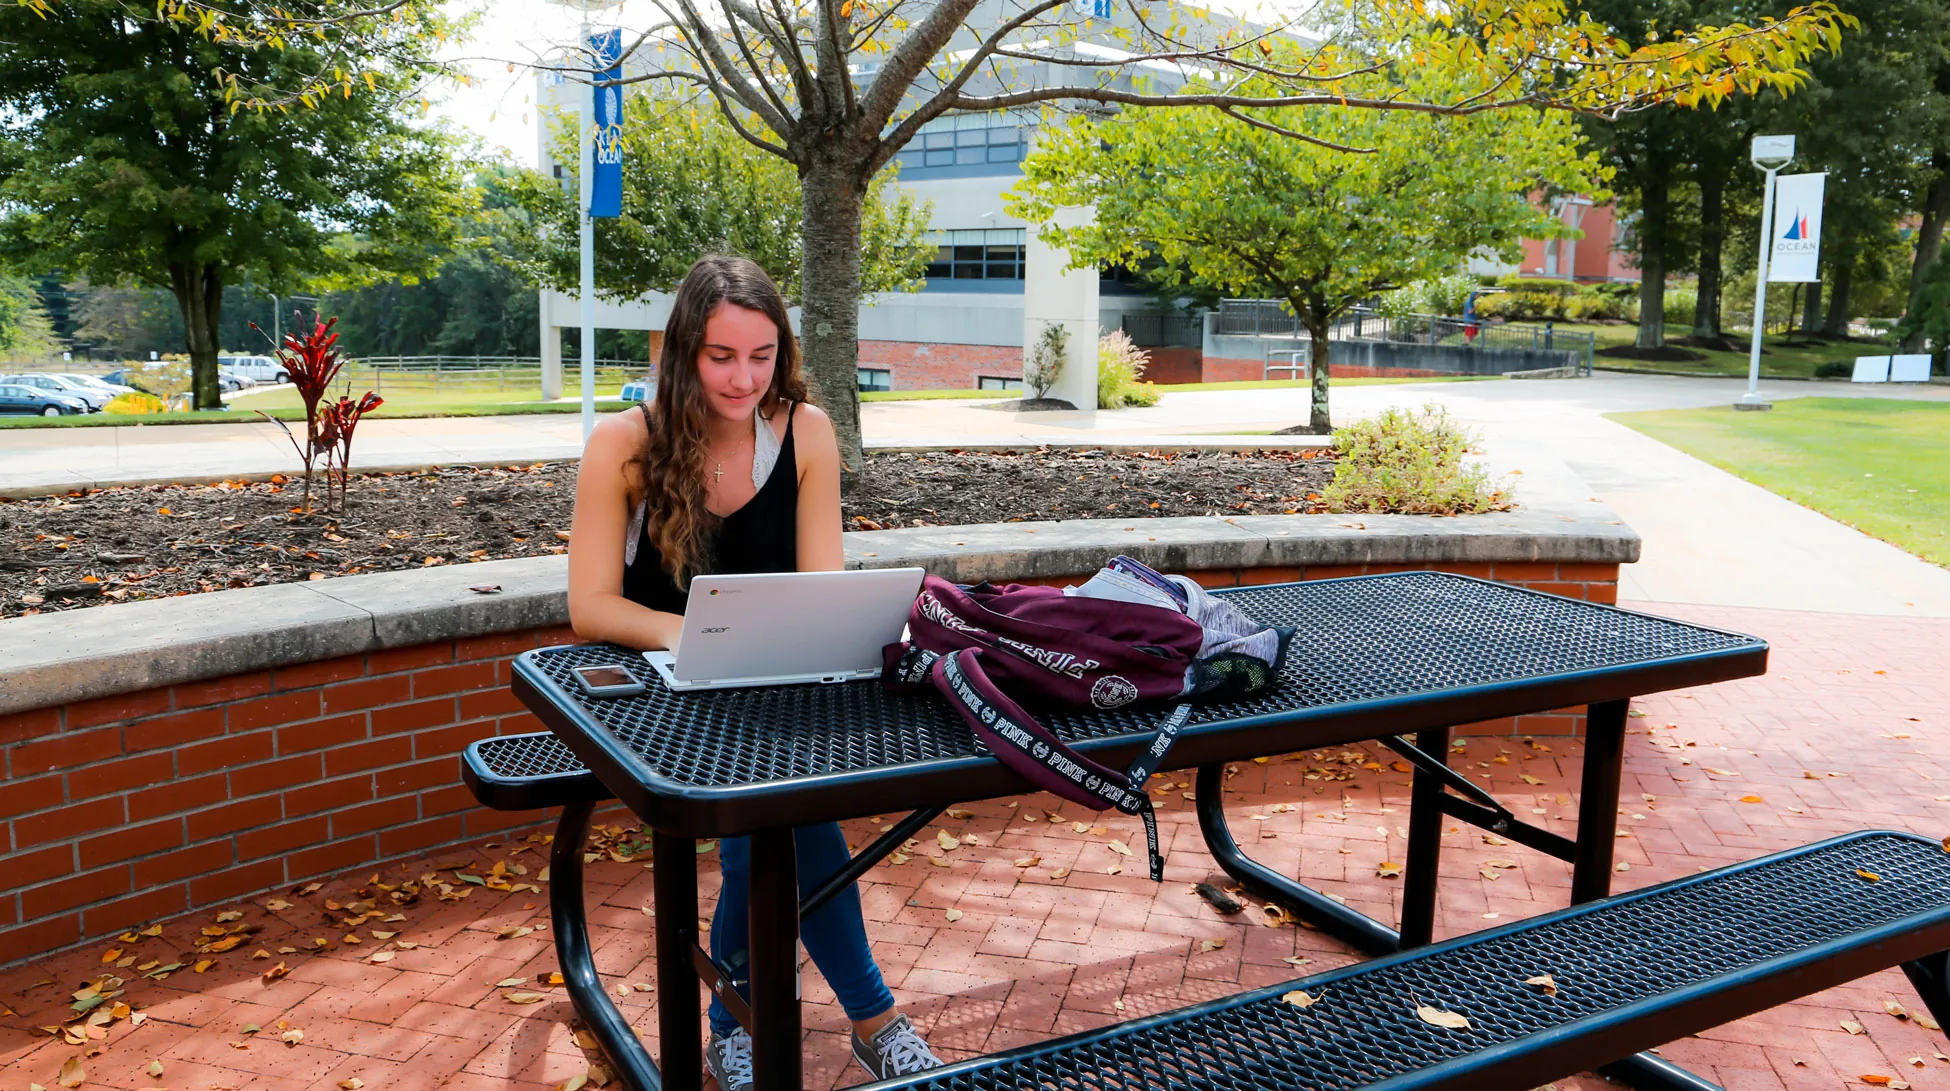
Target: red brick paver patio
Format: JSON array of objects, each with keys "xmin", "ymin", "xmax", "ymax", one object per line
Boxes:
[{"xmin": 4, "ymin": 602, "xmax": 1946, "ymax": 1091}]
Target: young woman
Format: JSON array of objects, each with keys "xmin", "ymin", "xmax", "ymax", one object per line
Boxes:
[{"xmin": 566, "ymin": 256, "xmax": 943, "ymax": 1090}]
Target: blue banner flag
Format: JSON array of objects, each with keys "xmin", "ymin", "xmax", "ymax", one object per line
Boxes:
[{"xmin": 589, "ymin": 29, "xmax": 623, "ymax": 219}]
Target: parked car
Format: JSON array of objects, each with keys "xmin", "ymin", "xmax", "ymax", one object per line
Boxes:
[
  {"xmin": 56, "ymin": 373, "xmax": 137, "ymax": 398},
  {"xmin": 219, "ymin": 354, "xmax": 289, "ymax": 384},
  {"xmin": 217, "ymin": 369, "xmax": 252, "ymax": 392},
  {"xmin": 0, "ymin": 383, "xmax": 90, "ymax": 416},
  {"xmin": 620, "ymin": 379, "xmax": 656, "ymax": 404},
  {"xmin": 0, "ymin": 373, "xmax": 108, "ymax": 410}
]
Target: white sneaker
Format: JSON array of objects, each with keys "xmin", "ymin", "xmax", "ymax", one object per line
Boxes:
[
  {"xmin": 851, "ymin": 1013, "xmax": 944, "ymax": 1080},
  {"xmin": 707, "ymin": 1026, "xmax": 754, "ymax": 1091}
]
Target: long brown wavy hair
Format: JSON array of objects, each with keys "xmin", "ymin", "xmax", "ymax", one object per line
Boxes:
[{"xmin": 635, "ymin": 255, "xmax": 808, "ymax": 588}]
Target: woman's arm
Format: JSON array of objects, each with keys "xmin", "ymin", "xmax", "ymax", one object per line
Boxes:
[
  {"xmin": 793, "ymin": 403, "xmax": 845, "ymax": 572},
  {"xmin": 566, "ymin": 412, "xmax": 685, "ymax": 650}
]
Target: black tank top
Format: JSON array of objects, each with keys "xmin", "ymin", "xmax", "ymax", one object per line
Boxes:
[{"xmin": 621, "ymin": 402, "xmax": 799, "ymax": 616}]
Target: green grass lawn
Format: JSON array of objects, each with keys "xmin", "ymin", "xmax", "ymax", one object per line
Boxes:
[
  {"xmin": 1560, "ymin": 322, "xmax": 1895, "ymax": 379},
  {"xmin": 1607, "ymin": 397, "xmax": 1950, "ymax": 567},
  {"xmin": 0, "ymin": 382, "xmax": 638, "ymax": 429}
]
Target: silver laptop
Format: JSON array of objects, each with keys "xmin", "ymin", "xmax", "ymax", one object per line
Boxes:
[{"xmin": 642, "ymin": 568, "xmax": 926, "ymax": 691}]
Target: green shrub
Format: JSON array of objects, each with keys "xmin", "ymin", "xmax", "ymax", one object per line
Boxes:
[
  {"xmin": 1097, "ymin": 330, "xmax": 1160, "ymax": 408},
  {"xmin": 1322, "ymin": 403, "xmax": 1510, "ymax": 515},
  {"xmin": 1814, "ymin": 361, "xmax": 1853, "ymax": 379},
  {"xmin": 1661, "ymin": 286, "xmax": 1697, "ymax": 328},
  {"xmin": 1497, "ymin": 274, "xmax": 1578, "ymax": 296},
  {"xmin": 1376, "ymin": 273, "xmax": 1478, "ymax": 318},
  {"xmin": 1477, "ymin": 289, "xmax": 1567, "ymax": 321}
]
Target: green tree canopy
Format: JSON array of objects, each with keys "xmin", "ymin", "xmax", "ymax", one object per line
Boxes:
[
  {"xmin": 0, "ymin": 276, "xmax": 59, "ymax": 360},
  {"xmin": 1007, "ymin": 62, "xmax": 1604, "ymax": 432},
  {"xmin": 0, "ymin": 0, "xmax": 471, "ymax": 407},
  {"xmin": 506, "ymin": 96, "xmax": 933, "ymax": 305}
]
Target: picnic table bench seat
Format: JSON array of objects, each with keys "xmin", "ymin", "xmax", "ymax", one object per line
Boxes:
[
  {"xmin": 864, "ymin": 829, "xmax": 1950, "ymax": 1091},
  {"xmin": 463, "ymin": 730, "xmax": 609, "ymax": 810}
]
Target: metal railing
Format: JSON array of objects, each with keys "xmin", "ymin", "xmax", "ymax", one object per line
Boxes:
[
  {"xmin": 1216, "ymin": 300, "xmax": 1594, "ymax": 374},
  {"xmin": 336, "ymin": 356, "xmax": 652, "ymax": 394}
]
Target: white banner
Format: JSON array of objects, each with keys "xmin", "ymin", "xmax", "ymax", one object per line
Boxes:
[{"xmin": 1768, "ymin": 172, "xmax": 1826, "ymax": 282}]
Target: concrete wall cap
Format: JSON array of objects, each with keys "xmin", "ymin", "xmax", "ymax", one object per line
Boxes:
[{"xmin": 0, "ymin": 507, "xmax": 1636, "ymax": 715}]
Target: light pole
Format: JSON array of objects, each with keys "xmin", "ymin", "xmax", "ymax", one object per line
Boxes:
[{"xmin": 1740, "ymin": 134, "xmax": 1795, "ymax": 411}]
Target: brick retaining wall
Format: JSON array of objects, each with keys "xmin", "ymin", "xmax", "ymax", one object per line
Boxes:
[{"xmin": 0, "ymin": 559, "xmax": 1614, "ymax": 967}]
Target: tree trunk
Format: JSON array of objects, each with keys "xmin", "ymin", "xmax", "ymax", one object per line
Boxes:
[
  {"xmin": 1822, "ymin": 257, "xmax": 1854, "ymax": 338},
  {"xmin": 169, "ymin": 261, "xmax": 224, "ymax": 409},
  {"xmin": 1304, "ymin": 308, "xmax": 1331, "ymax": 434},
  {"xmin": 1902, "ymin": 156, "xmax": 1950, "ymax": 351},
  {"xmin": 1634, "ymin": 176, "xmax": 1668, "ymax": 349},
  {"xmin": 1693, "ymin": 160, "xmax": 1727, "ymax": 341},
  {"xmin": 798, "ymin": 157, "xmax": 869, "ymax": 474},
  {"xmin": 1799, "ymin": 279, "xmax": 1822, "ymax": 335}
]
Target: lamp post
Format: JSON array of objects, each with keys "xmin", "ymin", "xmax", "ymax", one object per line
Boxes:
[
  {"xmin": 545, "ymin": 0, "xmax": 622, "ymax": 442},
  {"xmin": 1739, "ymin": 134, "xmax": 1795, "ymax": 411}
]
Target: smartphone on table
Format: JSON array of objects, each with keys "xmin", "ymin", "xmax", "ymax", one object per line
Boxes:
[{"xmin": 572, "ymin": 663, "xmax": 647, "ymax": 698}]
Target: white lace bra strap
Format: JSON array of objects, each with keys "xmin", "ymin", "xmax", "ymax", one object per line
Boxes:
[
  {"xmin": 752, "ymin": 403, "xmax": 786, "ymax": 489},
  {"xmin": 624, "ymin": 499, "xmax": 646, "ymax": 567}
]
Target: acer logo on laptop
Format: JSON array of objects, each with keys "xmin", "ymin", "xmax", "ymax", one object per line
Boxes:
[{"xmin": 700, "ymin": 627, "xmax": 729, "ymax": 634}]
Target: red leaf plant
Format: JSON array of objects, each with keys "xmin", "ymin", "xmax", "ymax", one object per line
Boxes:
[
  {"xmin": 250, "ymin": 315, "xmax": 379, "ymax": 514},
  {"xmin": 320, "ymin": 391, "xmax": 384, "ymax": 511}
]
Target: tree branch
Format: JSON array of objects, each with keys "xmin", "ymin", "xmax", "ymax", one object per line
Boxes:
[{"xmin": 1214, "ymin": 106, "xmax": 1377, "ymax": 154}]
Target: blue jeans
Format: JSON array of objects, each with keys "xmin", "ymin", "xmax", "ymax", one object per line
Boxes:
[{"xmin": 707, "ymin": 821, "xmax": 896, "ymax": 1037}]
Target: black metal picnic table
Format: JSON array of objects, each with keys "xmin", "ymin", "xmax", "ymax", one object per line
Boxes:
[{"xmin": 504, "ymin": 571, "xmax": 1769, "ymax": 1091}]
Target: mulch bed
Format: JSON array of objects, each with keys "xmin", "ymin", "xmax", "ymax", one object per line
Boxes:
[{"xmin": 1, "ymin": 448, "xmax": 1336, "ymax": 617}]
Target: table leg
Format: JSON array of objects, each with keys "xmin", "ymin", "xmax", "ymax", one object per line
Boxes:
[
  {"xmin": 652, "ymin": 829, "xmax": 701, "ymax": 1091},
  {"xmin": 1571, "ymin": 698, "xmax": 1629, "ymax": 905},
  {"xmin": 747, "ymin": 828, "xmax": 801, "ymax": 1091},
  {"xmin": 1570, "ymin": 698, "xmax": 1721, "ymax": 1091},
  {"xmin": 1195, "ymin": 763, "xmax": 1399, "ymax": 957},
  {"xmin": 1399, "ymin": 725, "xmax": 1451, "ymax": 949},
  {"xmin": 551, "ymin": 800, "xmax": 665, "ymax": 1091}
]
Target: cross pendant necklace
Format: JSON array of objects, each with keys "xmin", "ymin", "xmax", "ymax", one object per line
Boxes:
[{"xmin": 713, "ymin": 462, "xmax": 724, "ymax": 484}]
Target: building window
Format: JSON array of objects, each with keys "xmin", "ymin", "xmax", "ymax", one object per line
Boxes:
[
  {"xmin": 857, "ymin": 367, "xmax": 892, "ymax": 392},
  {"xmin": 977, "ymin": 376, "xmax": 1023, "ymax": 391},
  {"xmin": 893, "ymin": 121, "xmax": 1028, "ymax": 175},
  {"xmin": 925, "ymin": 228, "xmax": 1026, "ymax": 281}
]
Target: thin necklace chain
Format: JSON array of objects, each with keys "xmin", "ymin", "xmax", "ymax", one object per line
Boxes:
[{"xmin": 712, "ymin": 415, "xmax": 753, "ymax": 485}]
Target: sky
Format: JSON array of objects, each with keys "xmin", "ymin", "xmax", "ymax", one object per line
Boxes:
[
  {"xmin": 430, "ymin": 0, "xmax": 647, "ymax": 169},
  {"xmin": 429, "ymin": 0, "xmax": 1299, "ymax": 169}
]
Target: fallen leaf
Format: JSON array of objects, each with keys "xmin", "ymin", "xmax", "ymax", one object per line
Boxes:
[
  {"xmin": 944, "ymin": 808, "xmax": 973, "ymax": 819},
  {"xmin": 1109, "ymin": 840, "xmax": 1133, "ymax": 856},
  {"xmin": 936, "ymin": 830, "xmax": 960, "ymax": 851},
  {"xmin": 215, "ymin": 910, "xmax": 243, "ymax": 923},
  {"xmin": 1417, "ymin": 1005, "xmax": 1471, "ymax": 1030},
  {"xmin": 944, "ymin": 909, "xmax": 964, "ymax": 922},
  {"xmin": 1842, "ymin": 1019, "xmax": 1866, "ymax": 1035},
  {"xmin": 339, "ymin": 1080, "xmax": 365, "ymax": 1090},
  {"xmin": 496, "ymin": 926, "xmax": 534, "ymax": 940},
  {"xmin": 1484, "ymin": 859, "xmax": 1520, "ymax": 870},
  {"xmin": 1199, "ymin": 938, "xmax": 1225, "ymax": 951},
  {"xmin": 559, "ymin": 1075, "xmax": 589, "ymax": 1091},
  {"xmin": 1049, "ymin": 867, "xmax": 1071, "ymax": 880},
  {"xmin": 59, "ymin": 1057, "xmax": 86, "ymax": 1088},
  {"xmin": 469, "ymin": 585, "xmax": 503, "ymax": 594},
  {"xmin": 1703, "ymin": 767, "xmax": 1740, "ymax": 777},
  {"xmin": 1857, "ymin": 869, "xmax": 1883, "ymax": 883},
  {"xmin": 547, "ymin": 972, "xmax": 565, "ymax": 986},
  {"xmin": 496, "ymin": 978, "xmax": 528, "ymax": 987},
  {"xmin": 369, "ymin": 951, "xmax": 395, "ymax": 963},
  {"xmin": 506, "ymin": 992, "xmax": 547, "ymax": 1004},
  {"xmin": 1519, "ymin": 775, "xmax": 1544, "ymax": 785},
  {"xmin": 1858, "ymin": 1077, "xmax": 1892, "ymax": 1087},
  {"xmin": 1912, "ymin": 1011, "xmax": 1941, "ymax": 1031},
  {"xmin": 1376, "ymin": 862, "xmax": 1403, "ymax": 879},
  {"xmin": 1013, "ymin": 856, "xmax": 1041, "ymax": 868},
  {"xmin": 1885, "ymin": 1000, "xmax": 1910, "ymax": 1020},
  {"xmin": 1282, "ymin": 990, "xmax": 1320, "ymax": 1008},
  {"xmin": 1615, "ymin": 861, "xmax": 1631, "ymax": 872},
  {"xmin": 1523, "ymin": 974, "xmax": 1559, "ymax": 997},
  {"xmin": 262, "ymin": 962, "xmax": 289, "ymax": 982},
  {"xmin": 1738, "ymin": 794, "xmax": 1764, "ymax": 803},
  {"xmin": 193, "ymin": 960, "xmax": 215, "ymax": 973},
  {"xmin": 281, "ymin": 1029, "xmax": 304, "ymax": 1045},
  {"xmin": 928, "ymin": 855, "xmax": 951, "ymax": 868},
  {"xmin": 147, "ymin": 1061, "xmax": 164, "ymax": 1077}
]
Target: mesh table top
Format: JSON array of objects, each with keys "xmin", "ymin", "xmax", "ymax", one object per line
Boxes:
[
  {"xmin": 515, "ymin": 573, "xmax": 1764, "ymax": 796},
  {"xmin": 888, "ymin": 830, "xmax": 1950, "ymax": 1090}
]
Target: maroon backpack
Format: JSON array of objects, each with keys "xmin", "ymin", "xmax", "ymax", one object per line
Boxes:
[{"xmin": 883, "ymin": 562, "xmax": 1289, "ymax": 880}]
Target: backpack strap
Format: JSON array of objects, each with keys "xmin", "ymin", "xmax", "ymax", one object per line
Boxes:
[{"xmin": 932, "ymin": 647, "xmax": 1190, "ymax": 881}]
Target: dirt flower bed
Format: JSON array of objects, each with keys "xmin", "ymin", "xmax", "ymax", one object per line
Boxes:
[{"xmin": 0, "ymin": 449, "xmax": 1336, "ymax": 618}]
